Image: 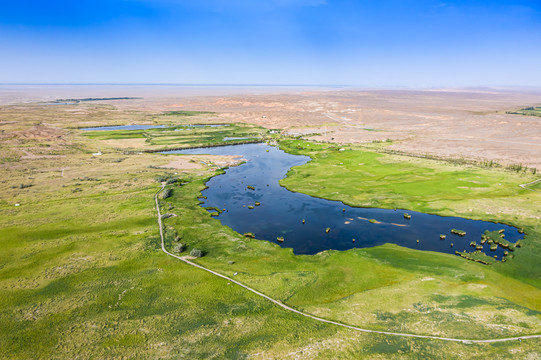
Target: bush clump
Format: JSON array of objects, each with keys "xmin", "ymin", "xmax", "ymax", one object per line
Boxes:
[
  {"xmin": 162, "ymin": 188, "xmax": 172, "ymax": 199},
  {"xmin": 190, "ymin": 248, "xmax": 203, "ymax": 258},
  {"xmin": 173, "ymin": 243, "xmax": 185, "ymax": 253},
  {"xmin": 451, "ymin": 229, "xmax": 466, "ymax": 236}
]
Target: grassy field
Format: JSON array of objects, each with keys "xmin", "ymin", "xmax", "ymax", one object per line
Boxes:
[
  {"xmin": 1, "ymin": 102, "xmax": 540, "ymax": 358},
  {"xmin": 506, "ymin": 106, "xmax": 541, "ymax": 117},
  {"xmin": 160, "ymin": 168, "xmax": 541, "ymax": 340},
  {"xmin": 82, "ymin": 123, "xmax": 265, "ymax": 151},
  {"xmin": 278, "ymin": 139, "xmax": 541, "ymax": 282}
]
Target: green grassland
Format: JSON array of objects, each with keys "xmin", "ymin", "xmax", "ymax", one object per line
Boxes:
[
  {"xmin": 160, "ymin": 169, "xmax": 541, "ymax": 340},
  {"xmin": 528, "ymin": 180, "xmax": 541, "ymax": 191},
  {"xmin": 0, "ymin": 103, "xmax": 540, "ymax": 358},
  {"xmin": 162, "ymin": 110, "xmax": 216, "ymax": 116},
  {"xmin": 278, "ymin": 140, "xmax": 541, "ymax": 284},
  {"xmin": 506, "ymin": 106, "xmax": 541, "ymax": 117},
  {"xmin": 82, "ymin": 123, "xmax": 265, "ymax": 151}
]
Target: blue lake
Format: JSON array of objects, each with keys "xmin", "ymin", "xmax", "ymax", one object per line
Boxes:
[
  {"xmin": 81, "ymin": 125, "xmax": 167, "ymax": 131},
  {"xmin": 81, "ymin": 124, "xmax": 228, "ymax": 131},
  {"xmin": 223, "ymin": 137, "xmax": 251, "ymax": 141},
  {"xmin": 164, "ymin": 143, "xmax": 522, "ymax": 257}
]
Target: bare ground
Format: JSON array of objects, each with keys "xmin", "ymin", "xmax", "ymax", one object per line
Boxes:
[
  {"xmin": 2, "ymin": 85, "xmax": 540, "ymax": 169},
  {"xmin": 159, "ymin": 155, "xmax": 244, "ymax": 170}
]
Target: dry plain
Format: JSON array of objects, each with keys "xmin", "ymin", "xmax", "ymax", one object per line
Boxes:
[{"xmin": 3, "ymin": 85, "xmax": 540, "ymax": 168}]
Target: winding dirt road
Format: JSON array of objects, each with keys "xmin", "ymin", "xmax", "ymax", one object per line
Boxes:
[
  {"xmin": 520, "ymin": 177, "xmax": 541, "ymax": 191},
  {"xmin": 155, "ymin": 184, "xmax": 541, "ymax": 344}
]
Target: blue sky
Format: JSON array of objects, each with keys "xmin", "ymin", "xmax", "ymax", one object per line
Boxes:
[{"xmin": 1, "ymin": 0, "xmax": 540, "ymax": 86}]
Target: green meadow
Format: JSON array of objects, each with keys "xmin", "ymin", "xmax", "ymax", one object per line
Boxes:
[
  {"xmin": 277, "ymin": 139, "xmax": 541, "ymax": 282},
  {"xmin": 82, "ymin": 123, "xmax": 265, "ymax": 150},
  {"xmin": 506, "ymin": 106, "xmax": 541, "ymax": 117},
  {"xmin": 0, "ymin": 103, "xmax": 539, "ymax": 358}
]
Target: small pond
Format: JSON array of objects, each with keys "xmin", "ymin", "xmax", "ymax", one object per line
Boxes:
[
  {"xmin": 164, "ymin": 144, "xmax": 523, "ymax": 257},
  {"xmin": 81, "ymin": 125, "xmax": 167, "ymax": 131},
  {"xmin": 223, "ymin": 137, "xmax": 252, "ymax": 141},
  {"xmin": 81, "ymin": 124, "xmax": 228, "ymax": 131}
]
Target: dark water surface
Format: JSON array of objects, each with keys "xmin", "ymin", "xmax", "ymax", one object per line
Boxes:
[{"xmin": 165, "ymin": 144, "xmax": 522, "ymax": 257}]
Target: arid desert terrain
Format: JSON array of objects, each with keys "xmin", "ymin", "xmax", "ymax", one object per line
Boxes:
[{"xmin": 3, "ymin": 85, "xmax": 540, "ymax": 169}]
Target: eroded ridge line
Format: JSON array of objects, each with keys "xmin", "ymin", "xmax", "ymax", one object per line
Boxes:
[{"xmin": 154, "ymin": 185, "xmax": 541, "ymax": 344}]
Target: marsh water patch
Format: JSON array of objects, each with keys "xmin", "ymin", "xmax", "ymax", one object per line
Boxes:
[
  {"xmin": 164, "ymin": 144, "xmax": 522, "ymax": 257},
  {"xmin": 223, "ymin": 137, "xmax": 252, "ymax": 141},
  {"xmin": 81, "ymin": 124, "xmax": 228, "ymax": 131},
  {"xmin": 174, "ymin": 124, "xmax": 229, "ymax": 131},
  {"xmin": 81, "ymin": 125, "xmax": 167, "ymax": 131}
]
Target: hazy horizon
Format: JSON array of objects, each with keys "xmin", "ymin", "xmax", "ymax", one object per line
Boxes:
[{"xmin": 2, "ymin": 0, "xmax": 540, "ymax": 87}]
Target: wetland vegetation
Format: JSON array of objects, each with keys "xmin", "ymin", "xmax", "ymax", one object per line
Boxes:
[
  {"xmin": 82, "ymin": 121, "xmax": 265, "ymax": 151},
  {"xmin": 506, "ymin": 106, "xmax": 541, "ymax": 117}
]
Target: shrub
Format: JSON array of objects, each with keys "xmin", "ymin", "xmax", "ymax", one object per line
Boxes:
[
  {"xmin": 452, "ymin": 229, "xmax": 466, "ymax": 236},
  {"xmin": 190, "ymin": 248, "xmax": 203, "ymax": 258},
  {"xmin": 162, "ymin": 188, "xmax": 172, "ymax": 199},
  {"xmin": 173, "ymin": 243, "xmax": 185, "ymax": 253},
  {"xmin": 164, "ymin": 228, "xmax": 178, "ymax": 242}
]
